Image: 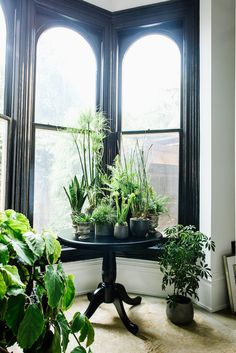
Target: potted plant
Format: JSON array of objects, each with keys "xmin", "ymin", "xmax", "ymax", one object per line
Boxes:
[
  {"xmin": 64, "ymin": 175, "xmax": 87, "ymax": 232},
  {"xmin": 129, "ymin": 143, "xmax": 151, "ymax": 237},
  {"xmin": 0, "ymin": 209, "xmax": 94, "ymax": 353},
  {"xmin": 91, "ymin": 203, "xmax": 116, "ymax": 236},
  {"xmin": 113, "ymin": 192, "xmax": 135, "ymax": 239},
  {"xmin": 159, "ymin": 224, "xmax": 215, "ymax": 325},
  {"xmin": 72, "ymin": 213, "xmax": 91, "ymax": 239},
  {"xmin": 147, "ymin": 192, "xmax": 169, "ymax": 234},
  {"xmin": 66, "ymin": 110, "xmax": 108, "ymax": 213}
]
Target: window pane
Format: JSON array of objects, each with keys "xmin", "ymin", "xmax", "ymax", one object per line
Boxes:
[
  {"xmin": 121, "ymin": 133, "xmax": 179, "ymax": 229},
  {"xmin": 35, "ymin": 27, "xmax": 97, "ymax": 127},
  {"xmin": 122, "ymin": 35, "xmax": 181, "ymax": 131},
  {"xmin": 33, "ymin": 129, "xmax": 79, "ymax": 232},
  {"xmin": 0, "ymin": 6, "xmax": 6, "ymax": 113},
  {"xmin": 0, "ymin": 117, "xmax": 8, "ymax": 210}
]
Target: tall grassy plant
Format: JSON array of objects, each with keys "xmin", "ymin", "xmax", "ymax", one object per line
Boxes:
[{"xmin": 66, "ymin": 111, "xmax": 108, "ymax": 210}]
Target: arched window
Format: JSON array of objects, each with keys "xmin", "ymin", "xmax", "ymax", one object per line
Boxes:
[
  {"xmin": 33, "ymin": 27, "xmax": 97, "ymax": 231},
  {"xmin": 0, "ymin": 4, "xmax": 7, "ymax": 210},
  {"xmin": 0, "ymin": 4, "xmax": 6, "ymax": 113},
  {"xmin": 121, "ymin": 34, "xmax": 181, "ymax": 229}
]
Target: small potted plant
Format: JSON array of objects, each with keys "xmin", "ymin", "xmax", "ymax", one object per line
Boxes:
[
  {"xmin": 72, "ymin": 213, "xmax": 91, "ymax": 239},
  {"xmin": 92, "ymin": 203, "xmax": 116, "ymax": 236},
  {"xmin": 63, "ymin": 175, "xmax": 87, "ymax": 232},
  {"xmin": 129, "ymin": 142, "xmax": 152, "ymax": 237},
  {"xmin": 159, "ymin": 224, "xmax": 215, "ymax": 325},
  {"xmin": 113, "ymin": 191, "xmax": 135, "ymax": 239},
  {"xmin": 147, "ymin": 193, "xmax": 169, "ymax": 234}
]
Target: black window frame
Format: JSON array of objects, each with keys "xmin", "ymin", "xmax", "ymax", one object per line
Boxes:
[{"xmin": 1, "ymin": 0, "xmax": 199, "ymax": 261}]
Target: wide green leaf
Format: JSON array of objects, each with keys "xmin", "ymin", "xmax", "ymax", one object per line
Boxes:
[
  {"xmin": 50, "ymin": 325, "xmax": 62, "ymax": 353},
  {"xmin": 85, "ymin": 319, "xmax": 94, "ymax": 347},
  {"xmin": 0, "ymin": 272, "xmax": 7, "ymax": 299},
  {"xmin": 23, "ymin": 231, "xmax": 45, "ymax": 258},
  {"xmin": 6, "ymin": 294, "xmax": 25, "ymax": 335},
  {"xmin": 62, "ymin": 274, "xmax": 75, "ymax": 311},
  {"xmin": 70, "ymin": 347, "xmax": 86, "ymax": 353},
  {"xmin": 44, "ymin": 265, "xmax": 64, "ymax": 308},
  {"xmin": 71, "ymin": 312, "xmax": 86, "ymax": 334},
  {"xmin": 0, "ymin": 244, "xmax": 9, "ymax": 265},
  {"xmin": 17, "ymin": 304, "xmax": 44, "ymax": 349},
  {"xmin": 1, "ymin": 265, "xmax": 25, "ymax": 288},
  {"xmin": 6, "ymin": 237, "xmax": 36, "ymax": 266},
  {"xmin": 7, "ymin": 286, "xmax": 25, "ymax": 296},
  {"xmin": 4, "ymin": 210, "xmax": 31, "ymax": 236},
  {"xmin": 57, "ymin": 312, "xmax": 71, "ymax": 352},
  {"xmin": 43, "ymin": 232, "xmax": 61, "ymax": 264}
]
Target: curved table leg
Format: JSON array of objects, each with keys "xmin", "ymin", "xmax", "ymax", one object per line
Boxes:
[
  {"xmin": 87, "ymin": 282, "xmax": 103, "ymax": 301},
  {"xmin": 84, "ymin": 286, "xmax": 105, "ymax": 319},
  {"xmin": 116, "ymin": 283, "xmax": 142, "ymax": 306},
  {"xmin": 114, "ymin": 297, "xmax": 139, "ymax": 335}
]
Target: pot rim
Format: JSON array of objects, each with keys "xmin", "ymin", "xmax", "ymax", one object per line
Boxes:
[{"xmin": 169, "ymin": 295, "xmax": 192, "ymax": 304}]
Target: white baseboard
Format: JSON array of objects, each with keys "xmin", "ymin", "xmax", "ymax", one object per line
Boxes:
[
  {"xmin": 197, "ymin": 273, "xmax": 229, "ymax": 312},
  {"xmin": 62, "ymin": 258, "xmax": 229, "ymax": 312}
]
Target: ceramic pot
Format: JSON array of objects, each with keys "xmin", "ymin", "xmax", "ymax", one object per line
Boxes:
[
  {"xmin": 130, "ymin": 218, "xmax": 149, "ymax": 237},
  {"xmin": 166, "ymin": 295, "xmax": 194, "ymax": 325},
  {"xmin": 77, "ymin": 222, "xmax": 90, "ymax": 239},
  {"xmin": 95, "ymin": 223, "xmax": 114, "ymax": 236},
  {"xmin": 114, "ymin": 224, "xmax": 129, "ymax": 239},
  {"xmin": 148, "ymin": 214, "xmax": 159, "ymax": 234}
]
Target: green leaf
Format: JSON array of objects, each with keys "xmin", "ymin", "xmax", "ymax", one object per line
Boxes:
[
  {"xmin": 62, "ymin": 274, "xmax": 75, "ymax": 311},
  {"xmin": 6, "ymin": 294, "xmax": 25, "ymax": 335},
  {"xmin": 79, "ymin": 320, "xmax": 89, "ymax": 343},
  {"xmin": 7, "ymin": 286, "xmax": 25, "ymax": 296},
  {"xmin": 4, "ymin": 210, "xmax": 31, "ymax": 236},
  {"xmin": 57, "ymin": 312, "xmax": 71, "ymax": 352},
  {"xmin": 1, "ymin": 265, "xmax": 25, "ymax": 288},
  {"xmin": 71, "ymin": 312, "xmax": 86, "ymax": 333},
  {"xmin": 44, "ymin": 265, "xmax": 64, "ymax": 308},
  {"xmin": 85, "ymin": 319, "xmax": 94, "ymax": 347},
  {"xmin": 17, "ymin": 304, "xmax": 44, "ymax": 349},
  {"xmin": 0, "ymin": 244, "xmax": 9, "ymax": 265},
  {"xmin": 51, "ymin": 325, "xmax": 62, "ymax": 353},
  {"xmin": 7, "ymin": 237, "xmax": 36, "ymax": 266},
  {"xmin": 23, "ymin": 231, "xmax": 45, "ymax": 258},
  {"xmin": 43, "ymin": 232, "xmax": 61, "ymax": 264},
  {"xmin": 0, "ymin": 297, "xmax": 7, "ymax": 320},
  {"xmin": 70, "ymin": 347, "xmax": 86, "ymax": 353},
  {"xmin": 0, "ymin": 272, "xmax": 7, "ymax": 299}
]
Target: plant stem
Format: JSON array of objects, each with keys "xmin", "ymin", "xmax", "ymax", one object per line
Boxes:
[{"xmin": 0, "ymin": 347, "xmax": 10, "ymax": 353}]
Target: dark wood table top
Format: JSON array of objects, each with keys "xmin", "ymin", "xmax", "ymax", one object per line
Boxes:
[{"xmin": 59, "ymin": 231, "xmax": 163, "ymax": 252}]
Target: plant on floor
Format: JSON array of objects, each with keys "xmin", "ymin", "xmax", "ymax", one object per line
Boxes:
[
  {"xmin": 66, "ymin": 110, "xmax": 108, "ymax": 212},
  {"xmin": 0, "ymin": 209, "xmax": 94, "ymax": 353},
  {"xmin": 159, "ymin": 224, "xmax": 215, "ymax": 324}
]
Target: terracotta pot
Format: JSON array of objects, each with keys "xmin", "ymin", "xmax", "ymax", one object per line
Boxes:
[
  {"xmin": 130, "ymin": 218, "xmax": 149, "ymax": 237},
  {"xmin": 166, "ymin": 295, "xmax": 194, "ymax": 325},
  {"xmin": 114, "ymin": 224, "xmax": 129, "ymax": 239}
]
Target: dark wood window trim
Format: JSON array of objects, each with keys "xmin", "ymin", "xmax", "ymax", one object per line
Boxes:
[{"xmin": 2, "ymin": 0, "xmax": 199, "ymax": 261}]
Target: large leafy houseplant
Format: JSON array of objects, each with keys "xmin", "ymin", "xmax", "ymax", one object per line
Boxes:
[
  {"xmin": 0, "ymin": 210, "xmax": 94, "ymax": 353},
  {"xmin": 159, "ymin": 225, "xmax": 215, "ymax": 324}
]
